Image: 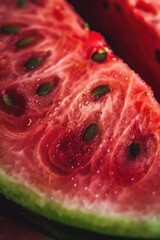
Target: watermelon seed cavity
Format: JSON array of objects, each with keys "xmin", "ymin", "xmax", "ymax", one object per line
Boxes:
[
  {"xmin": 91, "ymin": 48, "xmax": 108, "ymax": 63},
  {"xmin": 1, "ymin": 25, "xmax": 19, "ymax": 34},
  {"xmin": 92, "ymin": 84, "xmax": 110, "ymax": 99},
  {"xmin": 25, "ymin": 56, "xmax": 42, "ymax": 70},
  {"xmin": 1, "ymin": 90, "xmax": 26, "ymax": 116},
  {"xmin": 36, "ymin": 82, "xmax": 53, "ymax": 96},
  {"xmin": 16, "ymin": 37, "xmax": 34, "ymax": 48},
  {"xmin": 83, "ymin": 123, "xmax": 99, "ymax": 141},
  {"xmin": 129, "ymin": 141, "xmax": 141, "ymax": 159}
]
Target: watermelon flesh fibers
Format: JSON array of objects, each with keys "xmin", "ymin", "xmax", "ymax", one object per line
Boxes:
[
  {"xmin": 69, "ymin": 0, "xmax": 160, "ymax": 102},
  {"xmin": 1, "ymin": 0, "xmax": 160, "ymax": 239}
]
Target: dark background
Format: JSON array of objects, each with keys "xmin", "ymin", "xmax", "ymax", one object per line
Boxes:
[{"xmin": 0, "ymin": 195, "xmax": 52, "ymax": 240}]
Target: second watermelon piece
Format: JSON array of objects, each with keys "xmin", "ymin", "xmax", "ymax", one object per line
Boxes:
[{"xmin": 69, "ymin": 0, "xmax": 160, "ymax": 102}]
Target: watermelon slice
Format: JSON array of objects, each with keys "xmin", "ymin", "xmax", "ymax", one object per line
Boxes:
[
  {"xmin": 0, "ymin": 0, "xmax": 160, "ymax": 239},
  {"xmin": 69, "ymin": 0, "xmax": 160, "ymax": 102}
]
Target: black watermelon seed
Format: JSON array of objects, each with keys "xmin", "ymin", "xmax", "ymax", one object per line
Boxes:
[
  {"xmin": 129, "ymin": 142, "xmax": 141, "ymax": 159},
  {"xmin": 92, "ymin": 85, "xmax": 110, "ymax": 99},
  {"xmin": 36, "ymin": 82, "xmax": 53, "ymax": 96},
  {"xmin": 155, "ymin": 49, "xmax": 160, "ymax": 63},
  {"xmin": 91, "ymin": 48, "xmax": 108, "ymax": 63},
  {"xmin": 2, "ymin": 94, "xmax": 13, "ymax": 106},
  {"xmin": 1, "ymin": 90, "xmax": 26, "ymax": 117},
  {"xmin": 114, "ymin": 3, "xmax": 122, "ymax": 12},
  {"xmin": 25, "ymin": 56, "xmax": 42, "ymax": 70},
  {"xmin": 102, "ymin": 1, "xmax": 109, "ymax": 9},
  {"xmin": 1, "ymin": 25, "xmax": 19, "ymax": 34},
  {"xmin": 16, "ymin": 0, "xmax": 27, "ymax": 7},
  {"xmin": 16, "ymin": 37, "xmax": 34, "ymax": 48},
  {"xmin": 83, "ymin": 123, "xmax": 99, "ymax": 142}
]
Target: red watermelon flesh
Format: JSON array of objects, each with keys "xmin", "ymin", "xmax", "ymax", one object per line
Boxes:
[
  {"xmin": 69, "ymin": 0, "xmax": 160, "ymax": 102},
  {"xmin": 0, "ymin": 0, "xmax": 160, "ymax": 239}
]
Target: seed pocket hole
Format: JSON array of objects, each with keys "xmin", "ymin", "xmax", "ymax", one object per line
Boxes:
[
  {"xmin": 1, "ymin": 89, "xmax": 26, "ymax": 116},
  {"xmin": 129, "ymin": 141, "xmax": 141, "ymax": 159}
]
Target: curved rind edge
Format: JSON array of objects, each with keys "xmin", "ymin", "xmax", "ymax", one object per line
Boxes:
[{"xmin": 0, "ymin": 169, "xmax": 160, "ymax": 239}]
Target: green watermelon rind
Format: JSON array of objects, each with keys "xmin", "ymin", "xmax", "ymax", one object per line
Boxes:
[{"xmin": 0, "ymin": 169, "xmax": 159, "ymax": 239}]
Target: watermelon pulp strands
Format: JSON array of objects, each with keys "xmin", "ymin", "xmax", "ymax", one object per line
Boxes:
[{"xmin": 0, "ymin": 0, "xmax": 160, "ymax": 239}]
